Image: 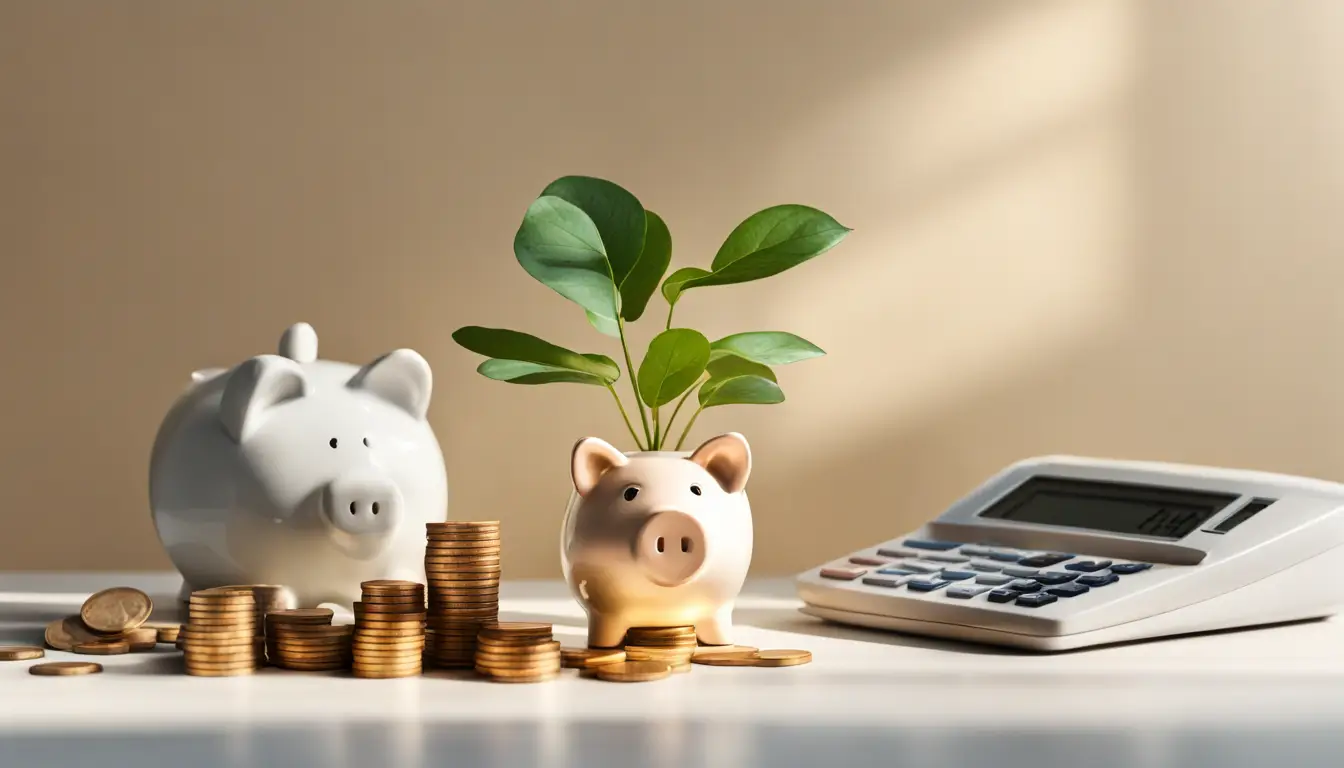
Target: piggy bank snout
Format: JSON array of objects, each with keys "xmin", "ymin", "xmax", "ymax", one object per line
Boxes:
[
  {"xmin": 634, "ymin": 511, "xmax": 708, "ymax": 587},
  {"xmin": 322, "ymin": 470, "xmax": 403, "ymax": 536}
]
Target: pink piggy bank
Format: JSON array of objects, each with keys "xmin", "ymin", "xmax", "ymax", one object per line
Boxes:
[{"xmin": 561, "ymin": 433, "xmax": 753, "ymax": 648}]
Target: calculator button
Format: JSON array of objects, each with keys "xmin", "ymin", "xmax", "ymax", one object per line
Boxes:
[
  {"xmin": 975, "ymin": 574, "xmax": 1013, "ymax": 586},
  {"xmin": 1076, "ymin": 573, "xmax": 1119, "ymax": 588},
  {"xmin": 876, "ymin": 548, "xmax": 918, "ymax": 559},
  {"xmin": 1046, "ymin": 583, "xmax": 1090, "ymax": 598},
  {"xmin": 902, "ymin": 539, "xmax": 962, "ymax": 551},
  {"xmin": 987, "ymin": 589, "xmax": 1018, "ymax": 603},
  {"xmin": 862, "ymin": 576, "xmax": 909, "ymax": 588},
  {"xmin": 1015, "ymin": 593, "xmax": 1058, "ymax": 608},
  {"xmin": 946, "ymin": 585, "xmax": 992, "ymax": 599},
  {"xmin": 1064, "ymin": 560, "xmax": 1112, "ymax": 572},
  {"xmin": 820, "ymin": 567, "xmax": 866, "ymax": 580},
  {"xmin": 1001, "ymin": 567, "xmax": 1040, "ymax": 579},
  {"xmin": 907, "ymin": 578, "xmax": 952, "ymax": 592},
  {"xmin": 968, "ymin": 562, "xmax": 1002, "ymax": 572},
  {"xmin": 987, "ymin": 551, "xmax": 1022, "ymax": 562},
  {"xmin": 849, "ymin": 556, "xmax": 891, "ymax": 566},
  {"xmin": 958, "ymin": 545, "xmax": 993, "ymax": 557},
  {"xmin": 1110, "ymin": 563, "xmax": 1153, "ymax": 574},
  {"xmin": 877, "ymin": 567, "xmax": 918, "ymax": 576},
  {"xmin": 900, "ymin": 562, "xmax": 944, "ymax": 574},
  {"xmin": 921, "ymin": 553, "xmax": 971, "ymax": 563},
  {"xmin": 939, "ymin": 570, "xmax": 976, "ymax": 581},
  {"xmin": 1006, "ymin": 579, "xmax": 1042, "ymax": 592},
  {"xmin": 1032, "ymin": 571, "xmax": 1079, "ymax": 585},
  {"xmin": 1017, "ymin": 553, "xmax": 1073, "ymax": 568}
]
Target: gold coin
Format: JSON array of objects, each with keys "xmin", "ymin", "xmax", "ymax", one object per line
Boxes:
[
  {"xmin": 29, "ymin": 661, "xmax": 103, "ymax": 676},
  {"xmin": 129, "ymin": 641, "xmax": 159, "ymax": 652},
  {"xmin": 351, "ymin": 669, "xmax": 421, "ymax": 679},
  {"xmin": 594, "ymin": 661, "xmax": 672, "ymax": 682},
  {"xmin": 44, "ymin": 616, "xmax": 98, "ymax": 652},
  {"xmin": 354, "ymin": 616, "xmax": 426, "ymax": 626},
  {"xmin": 80, "ymin": 587, "xmax": 153, "ymax": 634},
  {"xmin": 560, "ymin": 648, "xmax": 626, "ymax": 668},
  {"xmin": 627, "ymin": 626, "xmax": 696, "ymax": 635},
  {"xmin": 475, "ymin": 649, "xmax": 561, "ymax": 662},
  {"xmin": 481, "ymin": 622, "xmax": 550, "ymax": 635},
  {"xmin": 351, "ymin": 663, "xmax": 423, "ymax": 673},
  {"xmin": 423, "ymin": 553, "xmax": 502, "ymax": 562},
  {"xmin": 751, "ymin": 650, "xmax": 812, "ymax": 667},
  {"xmin": 185, "ymin": 666, "xmax": 256, "ymax": 677},
  {"xmin": 352, "ymin": 648, "xmax": 425, "ymax": 659},
  {"xmin": 359, "ymin": 597, "xmax": 426, "ymax": 608},
  {"xmin": 693, "ymin": 645, "xmax": 758, "ymax": 657},
  {"xmin": 426, "ymin": 579, "xmax": 502, "ymax": 588},
  {"xmin": 360, "ymin": 579, "xmax": 423, "ymax": 590},
  {"xmin": 355, "ymin": 604, "xmax": 425, "ymax": 615},
  {"xmin": 691, "ymin": 650, "xmax": 760, "ymax": 666},
  {"xmin": 269, "ymin": 637, "xmax": 349, "ymax": 648},
  {"xmin": 188, "ymin": 595, "xmax": 256, "ymax": 607},
  {"xmin": 112, "ymin": 627, "xmax": 159, "ymax": 645},
  {"xmin": 352, "ymin": 638, "xmax": 425, "ymax": 649},
  {"xmin": 266, "ymin": 608, "xmax": 334, "ymax": 624},
  {"xmin": 351, "ymin": 628, "xmax": 426, "ymax": 639},
  {"xmin": 0, "ymin": 646, "xmax": 45, "ymax": 661},
  {"xmin": 278, "ymin": 663, "xmax": 347, "ymax": 672},
  {"xmin": 475, "ymin": 664, "xmax": 560, "ymax": 678},
  {"xmin": 268, "ymin": 626, "xmax": 351, "ymax": 639},
  {"xmin": 483, "ymin": 672, "xmax": 558, "ymax": 684},
  {"xmin": 155, "ymin": 626, "xmax": 180, "ymax": 643},
  {"xmin": 474, "ymin": 639, "xmax": 560, "ymax": 654},
  {"xmin": 73, "ymin": 641, "xmax": 129, "ymax": 655},
  {"xmin": 424, "ymin": 544, "xmax": 501, "ymax": 553},
  {"xmin": 180, "ymin": 627, "xmax": 255, "ymax": 639}
]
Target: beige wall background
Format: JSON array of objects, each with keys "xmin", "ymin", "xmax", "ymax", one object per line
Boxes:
[{"xmin": 2, "ymin": 0, "xmax": 1343, "ymax": 578}]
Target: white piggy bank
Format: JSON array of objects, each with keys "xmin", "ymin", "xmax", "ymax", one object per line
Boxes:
[
  {"xmin": 560, "ymin": 433, "xmax": 753, "ymax": 648},
  {"xmin": 149, "ymin": 323, "xmax": 447, "ymax": 609}
]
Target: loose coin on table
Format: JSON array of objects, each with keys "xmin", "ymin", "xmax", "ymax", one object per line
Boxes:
[
  {"xmin": 560, "ymin": 647, "xmax": 626, "ymax": 669},
  {"xmin": 29, "ymin": 661, "xmax": 103, "ymax": 676},
  {"xmin": 80, "ymin": 587, "xmax": 153, "ymax": 634},
  {"xmin": 73, "ymin": 641, "xmax": 130, "ymax": 656},
  {"xmin": 0, "ymin": 646, "xmax": 44, "ymax": 661},
  {"xmin": 594, "ymin": 661, "xmax": 673, "ymax": 683}
]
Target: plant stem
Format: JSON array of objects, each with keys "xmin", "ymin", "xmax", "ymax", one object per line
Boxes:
[
  {"xmin": 652, "ymin": 406, "xmax": 661, "ymax": 450},
  {"xmin": 674, "ymin": 405, "xmax": 705, "ymax": 450},
  {"xmin": 665, "ymin": 303, "xmax": 675, "ymax": 331},
  {"xmin": 661, "ymin": 378, "xmax": 701, "ymax": 445},
  {"xmin": 616, "ymin": 315, "xmax": 653, "ymax": 448},
  {"xmin": 605, "ymin": 384, "xmax": 645, "ymax": 451}
]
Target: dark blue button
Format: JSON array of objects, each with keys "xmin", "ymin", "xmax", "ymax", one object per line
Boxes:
[
  {"xmin": 877, "ymin": 567, "xmax": 917, "ymax": 576},
  {"xmin": 862, "ymin": 577, "xmax": 907, "ymax": 588},
  {"xmin": 987, "ymin": 551, "xmax": 1022, "ymax": 562},
  {"xmin": 1032, "ymin": 571, "xmax": 1079, "ymax": 585},
  {"xmin": 903, "ymin": 539, "xmax": 962, "ymax": 551},
  {"xmin": 1005, "ymin": 579, "xmax": 1042, "ymax": 592},
  {"xmin": 1064, "ymin": 560, "xmax": 1112, "ymax": 572},
  {"xmin": 1046, "ymin": 583, "xmax": 1090, "ymax": 598},
  {"xmin": 946, "ymin": 584, "xmax": 991, "ymax": 599},
  {"xmin": 1077, "ymin": 573, "xmax": 1119, "ymax": 587},
  {"xmin": 922, "ymin": 553, "xmax": 971, "ymax": 563},
  {"xmin": 939, "ymin": 570, "xmax": 976, "ymax": 581},
  {"xmin": 987, "ymin": 589, "xmax": 1018, "ymax": 603},
  {"xmin": 1018, "ymin": 553, "xmax": 1073, "ymax": 568},
  {"xmin": 1016, "ymin": 592, "xmax": 1058, "ymax": 608},
  {"xmin": 877, "ymin": 548, "xmax": 918, "ymax": 559},
  {"xmin": 907, "ymin": 578, "xmax": 951, "ymax": 592},
  {"xmin": 1002, "ymin": 566, "xmax": 1040, "ymax": 578},
  {"xmin": 1110, "ymin": 563, "xmax": 1153, "ymax": 574},
  {"xmin": 975, "ymin": 574, "xmax": 1013, "ymax": 586}
]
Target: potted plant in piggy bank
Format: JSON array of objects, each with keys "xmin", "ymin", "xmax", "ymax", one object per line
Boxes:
[{"xmin": 452, "ymin": 176, "xmax": 849, "ymax": 647}]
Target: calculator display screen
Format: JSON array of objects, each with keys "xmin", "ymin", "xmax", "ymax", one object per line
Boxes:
[{"xmin": 978, "ymin": 476, "xmax": 1239, "ymax": 539}]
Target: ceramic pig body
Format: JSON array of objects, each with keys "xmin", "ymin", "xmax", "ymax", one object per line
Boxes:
[
  {"xmin": 149, "ymin": 323, "xmax": 447, "ymax": 609},
  {"xmin": 561, "ymin": 434, "xmax": 753, "ymax": 648}
]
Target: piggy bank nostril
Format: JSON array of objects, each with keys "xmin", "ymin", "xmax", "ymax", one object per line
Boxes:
[
  {"xmin": 372, "ymin": 502, "xmax": 380, "ymax": 515},
  {"xmin": 681, "ymin": 537, "xmax": 692, "ymax": 553},
  {"xmin": 656, "ymin": 536, "xmax": 665, "ymax": 553},
  {"xmin": 349, "ymin": 502, "xmax": 357, "ymax": 515}
]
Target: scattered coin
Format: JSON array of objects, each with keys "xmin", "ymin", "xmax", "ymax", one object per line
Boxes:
[
  {"xmin": 29, "ymin": 661, "xmax": 102, "ymax": 676},
  {"xmin": 560, "ymin": 647, "xmax": 626, "ymax": 669},
  {"xmin": 44, "ymin": 616, "xmax": 98, "ymax": 652},
  {"xmin": 595, "ymin": 661, "xmax": 672, "ymax": 683},
  {"xmin": 751, "ymin": 650, "xmax": 813, "ymax": 667},
  {"xmin": 80, "ymin": 587, "xmax": 153, "ymax": 634},
  {"xmin": 692, "ymin": 644, "xmax": 758, "ymax": 657},
  {"xmin": 0, "ymin": 646, "xmax": 45, "ymax": 661},
  {"xmin": 73, "ymin": 641, "xmax": 129, "ymax": 655},
  {"xmin": 691, "ymin": 650, "xmax": 761, "ymax": 666}
]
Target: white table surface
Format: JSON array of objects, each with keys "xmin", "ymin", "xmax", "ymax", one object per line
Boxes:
[{"xmin": 2, "ymin": 572, "xmax": 1344, "ymax": 768}]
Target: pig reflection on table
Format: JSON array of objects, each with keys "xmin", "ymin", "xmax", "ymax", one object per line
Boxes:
[
  {"xmin": 149, "ymin": 323, "xmax": 448, "ymax": 611},
  {"xmin": 561, "ymin": 433, "xmax": 754, "ymax": 648}
]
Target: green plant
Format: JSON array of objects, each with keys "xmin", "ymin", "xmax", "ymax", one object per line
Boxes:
[{"xmin": 452, "ymin": 176, "xmax": 851, "ymax": 451}]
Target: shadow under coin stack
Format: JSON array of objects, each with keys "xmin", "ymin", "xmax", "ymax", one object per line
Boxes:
[
  {"xmin": 180, "ymin": 588, "xmax": 260, "ymax": 677},
  {"xmin": 622, "ymin": 626, "xmax": 698, "ymax": 673},
  {"xmin": 265, "ymin": 608, "xmax": 350, "ymax": 671},
  {"xmin": 474, "ymin": 622, "xmax": 560, "ymax": 683},
  {"xmin": 352, "ymin": 580, "xmax": 426, "ymax": 678},
  {"xmin": 424, "ymin": 521, "xmax": 502, "ymax": 668}
]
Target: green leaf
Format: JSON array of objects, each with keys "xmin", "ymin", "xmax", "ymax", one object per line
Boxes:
[
  {"xmin": 698, "ymin": 375, "xmax": 785, "ymax": 408},
  {"xmin": 541, "ymin": 176, "xmax": 646, "ymax": 288},
  {"xmin": 513, "ymin": 195, "xmax": 619, "ymax": 322},
  {"xmin": 620, "ymin": 210, "xmax": 672, "ymax": 321},
  {"xmin": 661, "ymin": 266, "xmax": 711, "ymax": 306},
  {"xmin": 709, "ymin": 332, "xmax": 825, "ymax": 365},
  {"xmin": 586, "ymin": 310, "xmax": 620, "ymax": 338},
  {"xmin": 452, "ymin": 326, "xmax": 619, "ymax": 381},
  {"xmin": 477, "ymin": 359, "xmax": 609, "ymax": 386},
  {"xmin": 701, "ymin": 356, "xmax": 776, "ymax": 401},
  {"xmin": 637, "ymin": 329, "xmax": 711, "ymax": 407}
]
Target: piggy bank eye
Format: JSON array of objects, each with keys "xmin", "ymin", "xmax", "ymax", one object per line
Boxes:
[
  {"xmin": 363, "ymin": 437, "xmax": 371, "ymax": 447},
  {"xmin": 623, "ymin": 486, "xmax": 640, "ymax": 502},
  {"xmin": 690, "ymin": 484, "xmax": 702, "ymax": 496},
  {"xmin": 329, "ymin": 438, "xmax": 338, "ymax": 449}
]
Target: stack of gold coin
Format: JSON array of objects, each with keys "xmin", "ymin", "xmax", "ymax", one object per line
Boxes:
[
  {"xmin": 352, "ymin": 580, "xmax": 425, "ymax": 678},
  {"xmin": 622, "ymin": 626, "xmax": 698, "ymax": 672},
  {"xmin": 265, "ymin": 608, "xmax": 350, "ymax": 672},
  {"xmin": 423, "ymin": 521, "xmax": 501, "ymax": 668},
  {"xmin": 474, "ymin": 622, "xmax": 560, "ymax": 683},
  {"xmin": 217, "ymin": 584, "xmax": 292, "ymax": 664},
  {"xmin": 179, "ymin": 587, "xmax": 260, "ymax": 676}
]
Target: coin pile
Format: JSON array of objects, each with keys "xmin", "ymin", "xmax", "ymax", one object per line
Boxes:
[
  {"xmin": 474, "ymin": 622, "xmax": 560, "ymax": 683},
  {"xmin": 424, "ymin": 521, "xmax": 501, "ymax": 668},
  {"xmin": 265, "ymin": 608, "xmax": 350, "ymax": 671},
  {"xmin": 44, "ymin": 586, "xmax": 164, "ymax": 655},
  {"xmin": 622, "ymin": 626, "xmax": 699, "ymax": 673},
  {"xmin": 179, "ymin": 587, "xmax": 262, "ymax": 676},
  {"xmin": 352, "ymin": 580, "xmax": 426, "ymax": 678}
]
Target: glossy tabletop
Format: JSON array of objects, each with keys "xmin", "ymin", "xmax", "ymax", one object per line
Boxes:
[{"xmin": 1, "ymin": 572, "xmax": 1343, "ymax": 768}]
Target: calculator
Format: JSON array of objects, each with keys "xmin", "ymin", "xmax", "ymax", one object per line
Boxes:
[{"xmin": 794, "ymin": 455, "xmax": 1344, "ymax": 650}]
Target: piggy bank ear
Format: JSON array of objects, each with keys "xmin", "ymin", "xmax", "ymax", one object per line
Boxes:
[
  {"xmin": 347, "ymin": 349, "xmax": 433, "ymax": 420},
  {"xmin": 689, "ymin": 432, "xmax": 752, "ymax": 493},
  {"xmin": 571, "ymin": 437, "xmax": 629, "ymax": 496},
  {"xmin": 220, "ymin": 355, "xmax": 307, "ymax": 443}
]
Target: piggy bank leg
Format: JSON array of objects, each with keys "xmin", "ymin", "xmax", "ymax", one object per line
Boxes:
[
  {"xmin": 695, "ymin": 605, "xmax": 735, "ymax": 646},
  {"xmin": 586, "ymin": 614, "xmax": 631, "ymax": 649}
]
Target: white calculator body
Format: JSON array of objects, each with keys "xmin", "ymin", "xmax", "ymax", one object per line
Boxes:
[{"xmin": 795, "ymin": 455, "xmax": 1344, "ymax": 650}]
